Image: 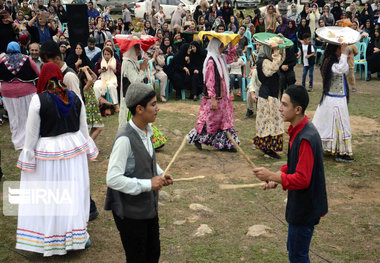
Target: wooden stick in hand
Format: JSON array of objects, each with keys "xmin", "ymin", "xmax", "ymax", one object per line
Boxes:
[
  {"xmin": 226, "ymin": 132, "xmax": 256, "ymax": 168},
  {"xmin": 173, "ymin": 176, "xmax": 205, "ymax": 182},
  {"xmin": 219, "ymin": 182, "xmax": 265, "ymax": 190},
  {"xmin": 161, "ymin": 135, "xmax": 188, "ymax": 178}
]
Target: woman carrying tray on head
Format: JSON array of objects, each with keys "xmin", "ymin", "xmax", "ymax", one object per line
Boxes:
[
  {"xmin": 252, "ymin": 34, "xmax": 286, "ymax": 159},
  {"xmin": 116, "ymin": 34, "xmax": 167, "ymax": 149},
  {"xmin": 312, "ymin": 43, "xmax": 354, "ymax": 162},
  {"xmin": 188, "ymin": 33, "xmax": 240, "ymax": 152}
]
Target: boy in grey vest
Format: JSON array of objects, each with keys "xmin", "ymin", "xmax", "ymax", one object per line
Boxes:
[{"xmin": 105, "ymin": 83, "xmax": 173, "ymax": 263}]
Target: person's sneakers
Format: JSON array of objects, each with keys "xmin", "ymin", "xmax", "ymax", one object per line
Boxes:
[
  {"xmin": 244, "ymin": 109, "xmax": 254, "ymax": 119},
  {"xmin": 264, "ymin": 150, "xmax": 281, "ymax": 159},
  {"xmin": 336, "ymin": 154, "xmax": 355, "ymax": 162},
  {"xmin": 194, "ymin": 141, "xmax": 202, "ymax": 150},
  {"xmin": 352, "ymin": 87, "xmax": 357, "ymax": 92},
  {"xmin": 89, "ymin": 210, "xmax": 99, "ymax": 221},
  {"xmin": 308, "ymin": 86, "xmax": 313, "ymax": 92}
]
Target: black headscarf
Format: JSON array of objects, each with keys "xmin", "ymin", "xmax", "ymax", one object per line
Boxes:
[
  {"xmin": 160, "ymin": 37, "xmax": 174, "ymax": 55},
  {"xmin": 331, "ymin": 1, "xmax": 342, "ymax": 22},
  {"xmin": 189, "ymin": 41, "xmax": 206, "ymax": 71},
  {"xmin": 66, "ymin": 42, "xmax": 94, "ymax": 72},
  {"xmin": 193, "ymin": 5, "xmax": 203, "ymax": 23},
  {"xmin": 57, "ymin": 5, "xmax": 67, "ymax": 23},
  {"xmin": 164, "ymin": 43, "xmax": 190, "ymax": 77},
  {"xmin": 360, "ymin": 4, "xmax": 374, "ymax": 25},
  {"xmin": 300, "ymin": 4, "xmax": 310, "ymax": 20},
  {"xmin": 0, "ymin": 10, "xmax": 18, "ymax": 53},
  {"xmin": 297, "ymin": 18, "xmax": 311, "ymax": 40},
  {"xmin": 173, "ymin": 43, "xmax": 190, "ymax": 68}
]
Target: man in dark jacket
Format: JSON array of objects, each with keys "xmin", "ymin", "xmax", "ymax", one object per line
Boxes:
[{"xmin": 254, "ymin": 85, "xmax": 328, "ymax": 263}]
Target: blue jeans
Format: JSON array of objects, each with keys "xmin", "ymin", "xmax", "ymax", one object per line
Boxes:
[
  {"xmin": 302, "ymin": 65, "xmax": 314, "ymax": 88},
  {"xmin": 229, "ymin": 74, "xmax": 242, "ymax": 91},
  {"xmin": 287, "ymin": 224, "xmax": 314, "ymax": 263}
]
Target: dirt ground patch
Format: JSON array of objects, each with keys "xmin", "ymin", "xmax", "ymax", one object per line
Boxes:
[
  {"xmin": 159, "ymin": 103, "xmax": 200, "ymax": 115},
  {"xmin": 306, "ymin": 111, "xmax": 380, "ymax": 136}
]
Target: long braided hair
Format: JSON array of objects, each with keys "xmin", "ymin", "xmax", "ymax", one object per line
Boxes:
[{"xmin": 319, "ymin": 44, "xmax": 349, "ymax": 104}]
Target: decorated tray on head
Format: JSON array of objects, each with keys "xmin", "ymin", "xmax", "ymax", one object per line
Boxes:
[
  {"xmin": 315, "ymin": 26, "xmax": 361, "ymax": 45},
  {"xmin": 114, "ymin": 34, "xmax": 159, "ymax": 54},
  {"xmin": 253, "ymin": 32, "xmax": 293, "ymax": 49}
]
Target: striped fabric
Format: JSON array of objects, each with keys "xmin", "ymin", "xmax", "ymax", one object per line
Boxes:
[
  {"xmin": 34, "ymin": 142, "xmax": 90, "ymax": 160},
  {"xmin": 16, "ymin": 228, "xmax": 87, "ymax": 253},
  {"xmin": 16, "ymin": 160, "xmax": 36, "ymax": 172}
]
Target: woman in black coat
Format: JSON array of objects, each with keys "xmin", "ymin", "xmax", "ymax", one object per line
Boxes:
[
  {"xmin": 66, "ymin": 42, "xmax": 94, "ymax": 73},
  {"xmin": 360, "ymin": 3, "xmax": 374, "ymax": 26},
  {"xmin": 164, "ymin": 43, "xmax": 192, "ymax": 100},
  {"xmin": 57, "ymin": 5, "xmax": 68, "ymax": 24},
  {"xmin": 331, "ymin": 1, "xmax": 342, "ymax": 22},
  {"xmin": 189, "ymin": 41, "xmax": 206, "ymax": 100},
  {"xmin": 0, "ymin": 10, "xmax": 18, "ymax": 54},
  {"xmin": 366, "ymin": 28, "xmax": 380, "ymax": 80},
  {"xmin": 221, "ymin": 0, "xmax": 233, "ymax": 27}
]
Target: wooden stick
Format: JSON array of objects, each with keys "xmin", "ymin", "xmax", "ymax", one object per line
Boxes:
[
  {"xmin": 226, "ymin": 132, "xmax": 257, "ymax": 169},
  {"xmin": 161, "ymin": 135, "xmax": 188, "ymax": 177},
  {"xmin": 219, "ymin": 182, "xmax": 265, "ymax": 190},
  {"xmin": 173, "ymin": 176, "xmax": 205, "ymax": 182}
]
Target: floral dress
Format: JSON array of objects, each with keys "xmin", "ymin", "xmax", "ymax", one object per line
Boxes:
[
  {"xmin": 188, "ymin": 58, "xmax": 240, "ymax": 150},
  {"xmin": 84, "ymin": 86, "xmax": 104, "ymax": 128},
  {"xmin": 252, "ymin": 49, "xmax": 285, "ymax": 152}
]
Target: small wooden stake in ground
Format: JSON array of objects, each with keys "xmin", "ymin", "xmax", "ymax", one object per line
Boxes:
[
  {"xmin": 173, "ymin": 176, "xmax": 205, "ymax": 182},
  {"xmin": 219, "ymin": 182, "xmax": 265, "ymax": 190},
  {"xmin": 162, "ymin": 135, "xmax": 188, "ymax": 178}
]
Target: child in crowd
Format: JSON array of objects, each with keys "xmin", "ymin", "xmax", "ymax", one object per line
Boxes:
[
  {"xmin": 153, "ymin": 6, "xmax": 166, "ymax": 26},
  {"xmin": 297, "ymin": 33, "xmax": 316, "ymax": 92},
  {"xmin": 228, "ymin": 51, "xmax": 246, "ymax": 100}
]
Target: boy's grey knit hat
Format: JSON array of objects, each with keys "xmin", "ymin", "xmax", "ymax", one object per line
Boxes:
[{"xmin": 125, "ymin": 83, "xmax": 153, "ymax": 108}]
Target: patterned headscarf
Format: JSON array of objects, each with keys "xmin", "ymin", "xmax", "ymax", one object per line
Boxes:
[
  {"xmin": 1, "ymin": 42, "xmax": 28, "ymax": 75},
  {"xmin": 202, "ymin": 38, "xmax": 230, "ymax": 96},
  {"xmin": 37, "ymin": 63, "xmax": 73, "ymax": 117}
]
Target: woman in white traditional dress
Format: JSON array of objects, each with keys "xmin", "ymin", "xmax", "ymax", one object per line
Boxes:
[
  {"xmin": 93, "ymin": 46, "xmax": 120, "ymax": 112},
  {"xmin": 117, "ymin": 36, "xmax": 167, "ymax": 149},
  {"xmin": 119, "ymin": 43, "xmax": 149, "ymax": 128},
  {"xmin": 312, "ymin": 43, "xmax": 354, "ymax": 162},
  {"xmin": 0, "ymin": 42, "xmax": 39, "ymax": 150},
  {"xmin": 16, "ymin": 62, "xmax": 98, "ymax": 256}
]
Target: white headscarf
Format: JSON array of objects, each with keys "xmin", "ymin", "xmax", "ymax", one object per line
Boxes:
[
  {"xmin": 171, "ymin": 5, "xmax": 183, "ymax": 28},
  {"xmin": 119, "ymin": 44, "xmax": 140, "ymax": 128},
  {"xmin": 99, "ymin": 47, "xmax": 117, "ymax": 96},
  {"xmin": 202, "ymin": 38, "xmax": 230, "ymax": 96}
]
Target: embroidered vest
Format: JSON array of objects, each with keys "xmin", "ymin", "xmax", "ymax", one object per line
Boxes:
[
  {"xmin": 104, "ymin": 123, "xmax": 159, "ymax": 220},
  {"xmin": 203, "ymin": 57, "xmax": 222, "ymax": 99},
  {"xmin": 38, "ymin": 91, "xmax": 82, "ymax": 137}
]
